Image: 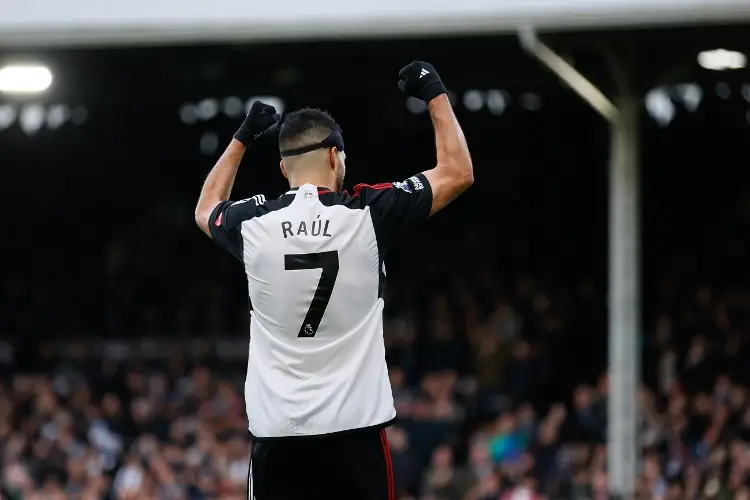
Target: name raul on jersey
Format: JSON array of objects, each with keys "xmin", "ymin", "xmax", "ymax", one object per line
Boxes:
[{"xmin": 281, "ymin": 216, "xmax": 333, "ymax": 238}]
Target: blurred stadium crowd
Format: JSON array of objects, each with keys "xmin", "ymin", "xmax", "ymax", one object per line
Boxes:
[{"xmin": 5, "ymin": 258, "xmax": 750, "ymax": 499}]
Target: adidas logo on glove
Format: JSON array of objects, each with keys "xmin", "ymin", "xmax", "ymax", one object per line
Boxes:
[{"xmin": 398, "ymin": 60, "xmax": 447, "ymax": 103}]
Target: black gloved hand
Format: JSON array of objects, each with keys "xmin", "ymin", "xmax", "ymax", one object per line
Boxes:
[
  {"xmin": 397, "ymin": 61, "xmax": 447, "ymax": 104},
  {"xmin": 233, "ymin": 101, "xmax": 281, "ymax": 146}
]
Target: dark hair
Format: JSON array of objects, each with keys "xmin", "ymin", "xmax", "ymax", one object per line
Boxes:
[{"xmin": 278, "ymin": 108, "xmax": 341, "ymax": 151}]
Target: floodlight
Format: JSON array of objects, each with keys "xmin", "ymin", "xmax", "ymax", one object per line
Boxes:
[
  {"xmin": 0, "ymin": 65, "xmax": 53, "ymax": 94},
  {"xmin": 486, "ymin": 90, "xmax": 508, "ymax": 116},
  {"xmin": 463, "ymin": 90, "xmax": 484, "ymax": 112},
  {"xmin": 697, "ymin": 49, "xmax": 746, "ymax": 71}
]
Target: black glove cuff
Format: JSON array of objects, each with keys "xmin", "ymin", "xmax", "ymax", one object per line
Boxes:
[
  {"xmin": 420, "ymin": 82, "xmax": 448, "ymax": 104},
  {"xmin": 233, "ymin": 123, "xmax": 254, "ymax": 147}
]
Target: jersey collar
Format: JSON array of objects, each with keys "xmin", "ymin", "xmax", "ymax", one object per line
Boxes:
[{"xmin": 286, "ymin": 186, "xmax": 332, "ymax": 195}]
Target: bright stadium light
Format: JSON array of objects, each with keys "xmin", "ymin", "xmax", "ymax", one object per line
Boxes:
[
  {"xmin": 0, "ymin": 104, "xmax": 17, "ymax": 130},
  {"xmin": 673, "ymin": 83, "xmax": 702, "ymax": 112},
  {"xmin": 463, "ymin": 90, "xmax": 484, "ymax": 112},
  {"xmin": 197, "ymin": 98, "xmax": 219, "ymax": 121},
  {"xmin": 697, "ymin": 49, "xmax": 746, "ymax": 71},
  {"xmin": 179, "ymin": 103, "xmax": 199, "ymax": 125},
  {"xmin": 645, "ymin": 87, "xmax": 675, "ymax": 127},
  {"xmin": 486, "ymin": 89, "xmax": 508, "ymax": 116},
  {"xmin": 222, "ymin": 96, "xmax": 244, "ymax": 118},
  {"xmin": 0, "ymin": 64, "xmax": 53, "ymax": 94},
  {"xmin": 19, "ymin": 104, "xmax": 45, "ymax": 135},
  {"xmin": 46, "ymin": 104, "xmax": 70, "ymax": 129}
]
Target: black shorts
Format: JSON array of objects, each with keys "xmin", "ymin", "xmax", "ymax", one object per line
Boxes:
[{"xmin": 248, "ymin": 427, "xmax": 395, "ymax": 500}]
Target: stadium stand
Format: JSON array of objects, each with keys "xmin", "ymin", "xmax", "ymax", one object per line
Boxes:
[{"xmin": 4, "ymin": 277, "xmax": 750, "ymax": 499}]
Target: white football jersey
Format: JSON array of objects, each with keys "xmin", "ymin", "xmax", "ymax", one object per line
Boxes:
[{"xmin": 209, "ymin": 174, "xmax": 432, "ymax": 439}]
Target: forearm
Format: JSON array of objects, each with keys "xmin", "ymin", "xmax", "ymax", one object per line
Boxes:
[
  {"xmin": 421, "ymin": 95, "xmax": 473, "ymax": 215},
  {"xmin": 428, "ymin": 95, "xmax": 473, "ymax": 181},
  {"xmin": 195, "ymin": 139, "xmax": 246, "ymax": 236}
]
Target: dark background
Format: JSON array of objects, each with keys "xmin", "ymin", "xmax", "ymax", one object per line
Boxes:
[{"xmin": 2, "ymin": 33, "xmax": 750, "ymax": 338}]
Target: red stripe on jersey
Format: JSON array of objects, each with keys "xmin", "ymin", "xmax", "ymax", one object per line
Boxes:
[
  {"xmin": 380, "ymin": 428, "xmax": 395, "ymax": 500},
  {"xmin": 350, "ymin": 182, "xmax": 393, "ymax": 197},
  {"xmin": 214, "ymin": 212, "xmax": 223, "ymax": 227}
]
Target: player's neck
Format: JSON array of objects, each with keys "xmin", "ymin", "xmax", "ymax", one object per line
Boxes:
[{"xmin": 288, "ymin": 174, "xmax": 336, "ymax": 191}]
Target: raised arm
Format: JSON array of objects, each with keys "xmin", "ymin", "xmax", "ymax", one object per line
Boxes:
[
  {"xmin": 194, "ymin": 101, "xmax": 280, "ymax": 237},
  {"xmin": 422, "ymin": 94, "xmax": 473, "ymax": 215},
  {"xmin": 195, "ymin": 139, "xmax": 246, "ymax": 237},
  {"xmin": 397, "ymin": 61, "xmax": 473, "ymax": 216}
]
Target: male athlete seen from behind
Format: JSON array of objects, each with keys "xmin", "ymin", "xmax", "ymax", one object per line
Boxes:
[{"xmin": 195, "ymin": 61, "xmax": 473, "ymax": 500}]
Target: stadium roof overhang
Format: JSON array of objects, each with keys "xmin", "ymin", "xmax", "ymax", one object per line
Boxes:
[
  {"xmin": 1, "ymin": 26, "xmax": 748, "ymax": 105},
  {"xmin": 0, "ymin": 0, "xmax": 750, "ymax": 47}
]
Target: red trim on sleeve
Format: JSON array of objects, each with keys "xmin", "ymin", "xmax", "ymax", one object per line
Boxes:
[
  {"xmin": 214, "ymin": 212, "xmax": 223, "ymax": 227},
  {"xmin": 350, "ymin": 182, "xmax": 393, "ymax": 198}
]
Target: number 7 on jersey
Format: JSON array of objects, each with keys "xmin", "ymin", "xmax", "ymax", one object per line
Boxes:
[{"xmin": 284, "ymin": 251, "xmax": 339, "ymax": 337}]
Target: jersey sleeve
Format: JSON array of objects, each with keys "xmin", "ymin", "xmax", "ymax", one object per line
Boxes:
[
  {"xmin": 207, "ymin": 196, "xmax": 262, "ymax": 260},
  {"xmin": 352, "ymin": 173, "xmax": 433, "ymax": 247}
]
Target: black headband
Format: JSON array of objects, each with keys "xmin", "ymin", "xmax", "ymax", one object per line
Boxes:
[{"xmin": 279, "ymin": 130, "xmax": 345, "ymax": 158}]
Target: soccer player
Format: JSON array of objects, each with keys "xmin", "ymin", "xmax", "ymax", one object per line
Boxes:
[{"xmin": 195, "ymin": 61, "xmax": 473, "ymax": 500}]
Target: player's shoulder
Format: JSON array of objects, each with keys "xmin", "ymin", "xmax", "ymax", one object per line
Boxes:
[
  {"xmin": 345, "ymin": 175, "xmax": 429, "ymax": 207},
  {"xmin": 343, "ymin": 182, "xmax": 395, "ymax": 207},
  {"xmin": 212, "ymin": 193, "xmax": 270, "ymax": 229},
  {"xmin": 232, "ymin": 194, "xmax": 267, "ymax": 207},
  {"xmin": 350, "ymin": 182, "xmax": 395, "ymax": 197},
  {"xmin": 315, "ymin": 183, "xmax": 388, "ymax": 212},
  {"xmin": 235, "ymin": 192, "xmax": 295, "ymax": 218}
]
